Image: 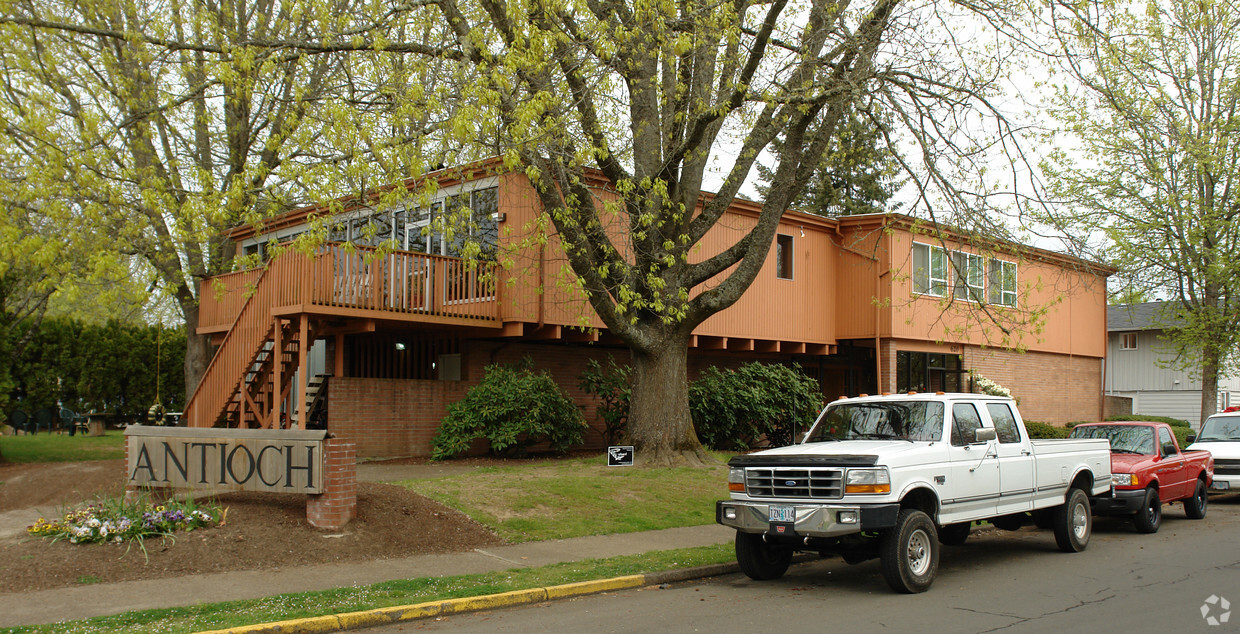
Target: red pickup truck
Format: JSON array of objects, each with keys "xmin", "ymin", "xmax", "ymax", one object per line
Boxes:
[{"xmin": 1069, "ymin": 421, "xmax": 1213, "ymax": 533}]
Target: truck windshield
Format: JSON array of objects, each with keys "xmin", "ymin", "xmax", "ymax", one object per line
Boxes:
[
  {"xmin": 1069, "ymin": 425, "xmax": 1155, "ymax": 454},
  {"xmin": 1197, "ymin": 416, "xmax": 1240, "ymax": 442},
  {"xmin": 804, "ymin": 402, "xmax": 944, "ymax": 443}
]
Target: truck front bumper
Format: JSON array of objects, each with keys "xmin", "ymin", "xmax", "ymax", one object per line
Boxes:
[
  {"xmin": 715, "ymin": 500, "xmax": 900, "ymax": 538},
  {"xmin": 1088, "ymin": 488, "xmax": 1145, "ymax": 515}
]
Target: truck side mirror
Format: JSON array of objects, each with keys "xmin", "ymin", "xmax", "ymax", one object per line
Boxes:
[
  {"xmin": 974, "ymin": 428, "xmax": 997, "ymax": 443},
  {"xmin": 1186, "ymin": 434, "xmax": 1196, "ymax": 444}
]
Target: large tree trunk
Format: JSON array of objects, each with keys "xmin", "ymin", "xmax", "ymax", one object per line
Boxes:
[
  {"xmin": 181, "ymin": 302, "xmax": 212, "ymax": 407},
  {"xmin": 1200, "ymin": 346, "xmax": 1221, "ymax": 429},
  {"xmin": 627, "ymin": 334, "xmax": 710, "ymax": 467}
]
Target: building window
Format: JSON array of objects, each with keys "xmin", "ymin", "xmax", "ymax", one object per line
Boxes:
[
  {"xmin": 896, "ymin": 351, "xmax": 965, "ymax": 393},
  {"xmin": 1120, "ymin": 332, "xmax": 1138, "ymax": 350},
  {"xmin": 952, "ymin": 252, "xmax": 985, "ymax": 302},
  {"xmin": 988, "ymin": 258, "xmax": 1018, "ymax": 307},
  {"xmin": 404, "ymin": 186, "xmax": 500, "ymax": 260},
  {"xmin": 776, "ymin": 234, "xmax": 794, "ymax": 280},
  {"xmin": 912, "ymin": 242, "xmax": 949, "ymax": 297}
]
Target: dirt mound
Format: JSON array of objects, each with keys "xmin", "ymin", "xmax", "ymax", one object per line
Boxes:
[{"xmin": 0, "ymin": 460, "xmax": 503, "ymax": 592}]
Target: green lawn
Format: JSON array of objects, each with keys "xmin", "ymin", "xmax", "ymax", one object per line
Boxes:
[
  {"xmin": 0, "ymin": 432, "xmax": 126, "ymax": 463},
  {"xmin": 398, "ymin": 453, "xmax": 732, "ymax": 542}
]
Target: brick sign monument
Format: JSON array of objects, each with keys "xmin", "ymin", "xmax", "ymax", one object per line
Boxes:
[{"xmin": 124, "ymin": 426, "xmax": 357, "ymax": 529}]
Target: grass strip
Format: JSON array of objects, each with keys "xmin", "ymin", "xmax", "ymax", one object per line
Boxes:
[
  {"xmin": 0, "ymin": 434, "xmax": 126, "ymax": 463},
  {"xmin": 4, "ymin": 544, "xmax": 734, "ymax": 634}
]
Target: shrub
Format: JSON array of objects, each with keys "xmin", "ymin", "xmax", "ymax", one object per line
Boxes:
[
  {"xmin": 432, "ymin": 360, "xmax": 587, "ymax": 460},
  {"xmin": 1024, "ymin": 421, "xmax": 1070, "ymax": 439},
  {"xmin": 690, "ymin": 362, "xmax": 821, "ymax": 451},
  {"xmin": 579, "ymin": 356, "xmax": 632, "ymax": 445},
  {"xmin": 1106, "ymin": 414, "xmax": 1192, "ymax": 428}
]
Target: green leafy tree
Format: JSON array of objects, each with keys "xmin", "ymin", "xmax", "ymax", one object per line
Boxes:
[
  {"xmin": 5, "ymin": 0, "xmax": 1045, "ymax": 465},
  {"xmin": 755, "ymin": 105, "xmax": 903, "ymax": 217},
  {"xmin": 0, "ymin": 0, "xmax": 434, "ymax": 404},
  {"xmin": 1042, "ymin": 0, "xmax": 1240, "ymax": 423}
]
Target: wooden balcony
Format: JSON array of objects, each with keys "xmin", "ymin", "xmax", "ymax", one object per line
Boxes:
[{"xmin": 198, "ymin": 244, "xmax": 501, "ymax": 335}]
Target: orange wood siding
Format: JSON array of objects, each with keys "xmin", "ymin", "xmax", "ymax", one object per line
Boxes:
[
  {"xmin": 859, "ymin": 225, "xmax": 1108, "ymax": 358},
  {"xmin": 494, "ymin": 173, "xmax": 836, "ymax": 345}
]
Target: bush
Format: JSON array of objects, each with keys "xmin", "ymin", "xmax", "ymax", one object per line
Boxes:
[
  {"xmin": 579, "ymin": 356, "xmax": 632, "ymax": 445},
  {"xmin": 432, "ymin": 360, "xmax": 587, "ymax": 460},
  {"xmin": 690, "ymin": 362, "xmax": 821, "ymax": 451},
  {"xmin": 1106, "ymin": 414, "xmax": 1192, "ymax": 428},
  {"xmin": 1024, "ymin": 421, "xmax": 1070, "ymax": 439}
]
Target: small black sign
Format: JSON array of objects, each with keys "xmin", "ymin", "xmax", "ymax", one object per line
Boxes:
[{"xmin": 607, "ymin": 446, "xmax": 635, "ymax": 467}]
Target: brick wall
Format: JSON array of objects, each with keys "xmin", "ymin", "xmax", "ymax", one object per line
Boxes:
[
  {"xmin": 964, "ymin": 347, "xmax": 1103, "ymax": 424},
  {"xmin": 874, "ymin": 340, "xmax": 1103, "ymax": 424},
  {"xmin": 328, "ymin": 340, "xmax": 807, "ymax": 459},
  {"xmin": 306, "ymin": 439, "xmax": 356, "ymax": 530}
]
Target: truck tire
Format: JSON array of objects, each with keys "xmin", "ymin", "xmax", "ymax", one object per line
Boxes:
[
  {"xmin": 880, "ymin": 509, "xmax": 939, "ymax": 593},
  {"xmin": 1133, "ymin": 487, "xmax": 1161, "ymax": 534},
  {"xmin": 1184, "ymin": 479, "xmax": 1208, "ymax": 520},
  {"xmin": 1053, "ymin": 488, "xmax": 1091, "ymax": 552},
  {"xmin": 735, "ymin": 531, "xmax": 792, "ymax": 580},
  {"xmin": 938, "ymin": 522, "xmax": 970, "ymax": 546}
]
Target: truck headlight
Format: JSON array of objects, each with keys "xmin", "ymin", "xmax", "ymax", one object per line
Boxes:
[
  {"xmin": 1112, "ymin": 473, "xmax": 1138, "ymax": 487},
  {"xmin": 728, "ymin": 467, "xmax": 746, "ymax": 493},
  {"xmin": 845, "ymin": 468, "xmax": 891, "ymax": 494}
]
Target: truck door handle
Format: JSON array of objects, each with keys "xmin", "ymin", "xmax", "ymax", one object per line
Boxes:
[{"xmin": 1021, "ymin": 450, "xmax": 1032, "ymax": 456}]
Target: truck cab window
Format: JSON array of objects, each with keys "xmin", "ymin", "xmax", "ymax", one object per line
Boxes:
[{"xmin": 951, "ymin": 403, "xmax": 983, "ymax": 446}]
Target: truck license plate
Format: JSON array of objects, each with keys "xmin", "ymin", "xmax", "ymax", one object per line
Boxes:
[
  {"xmin": 1211, "ymin": 481, "xmax": 1230, "ymax": 491},
  {"xmin": 769, "ymin": 505, "xmax": 796, "ymax": 522}
]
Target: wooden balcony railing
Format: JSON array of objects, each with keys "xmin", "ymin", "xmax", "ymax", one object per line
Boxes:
[
  {"xmin": 186, "ymin": 246, "xmax": 499, "ymax": 428},
  {"xmin": 197, "ymin": 245, "xmax": 500, "ymax": 333}
]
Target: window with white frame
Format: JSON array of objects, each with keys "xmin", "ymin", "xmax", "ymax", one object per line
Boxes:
[
  {"xmin": 952, "ymin": 251, "xmax": 985, "ymax": 302},
  {"xmin": 988, "ymin": 258, "xmax": 1017, "ymax": 306},
  {"xmin": 1120, "ymin": 332, "xmax": 1138, "ymax": 350},
  {"xmin": 912, "ymin": 242, "xmax": 949, "ymax": 297}
]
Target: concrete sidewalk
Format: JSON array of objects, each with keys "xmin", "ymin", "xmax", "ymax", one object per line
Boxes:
[{"xmin": 0, "ymin": 523, "xmax": 735, "ymax": 628}]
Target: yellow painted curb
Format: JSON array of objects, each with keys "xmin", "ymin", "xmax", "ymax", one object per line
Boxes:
[{"xmin": 196, "ymin": 574, "xmax": 650, "ymax": 633}]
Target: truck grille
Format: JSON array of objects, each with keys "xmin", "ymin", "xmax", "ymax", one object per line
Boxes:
[
  {"xmin": 1215, "ymin": 459, "xmax": 1240, "ymax": 477},
  {"xmin": 745, "ymin": 467, "xmax": 844, "ymax": 499}
]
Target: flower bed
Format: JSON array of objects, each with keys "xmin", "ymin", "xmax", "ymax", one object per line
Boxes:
[{"xmin": 27, "ymin": 495, "xmax": 224, "ymax": 545}]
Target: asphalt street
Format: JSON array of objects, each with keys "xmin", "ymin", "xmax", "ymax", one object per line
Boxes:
[{"xmin": 389, "ymin": 494, "xmax": 1240, "ymax": 633}]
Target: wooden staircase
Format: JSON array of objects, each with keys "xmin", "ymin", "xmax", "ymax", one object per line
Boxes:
[{"xmin": 184, "ymin": 252, "xmax": 316, "ymax": 429}]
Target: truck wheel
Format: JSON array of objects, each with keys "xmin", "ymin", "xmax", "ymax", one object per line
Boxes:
[
  {"xmin": 880, "ymin": 509, "xmax": 939, "ymax": 593},
  {"xmin": 938, "ymin": 522, "xmax": 970, "ymax": 546},
  {"xmin": 1133, "ymin": 487, "xmax": 1161, "ymax": 534},
  {"xmin": 1184, "ymin": 479, "xmax": 1208, "ymax": 520},
  {"xmin": 735, "ymin": 531, "xmax": 792, "ymax": 580},
  {"xmin": 1053, "ymin": 488, "xmax": 1091, "ymax": 552}
]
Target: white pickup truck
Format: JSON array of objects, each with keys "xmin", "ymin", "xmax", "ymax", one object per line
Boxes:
[{"xmin": 716, "ymin": 393, "xmax": 1111, "ymax": 593}]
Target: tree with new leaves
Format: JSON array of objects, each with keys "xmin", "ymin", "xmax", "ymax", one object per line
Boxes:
[
  {"xmin": 1042, "ymin": 0, "xmax": 1240, "ymax": 423},
  {"xmin": 5, "ymin": 0, "xmax": 1045, "ymax": 465},
  {"xmin": 0, "ymin": 0, "xmax": 455, "ymax": 402},
  {"xmin": 374, "ymin": 0, "xmax": 1042, "ymax": 465}
]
